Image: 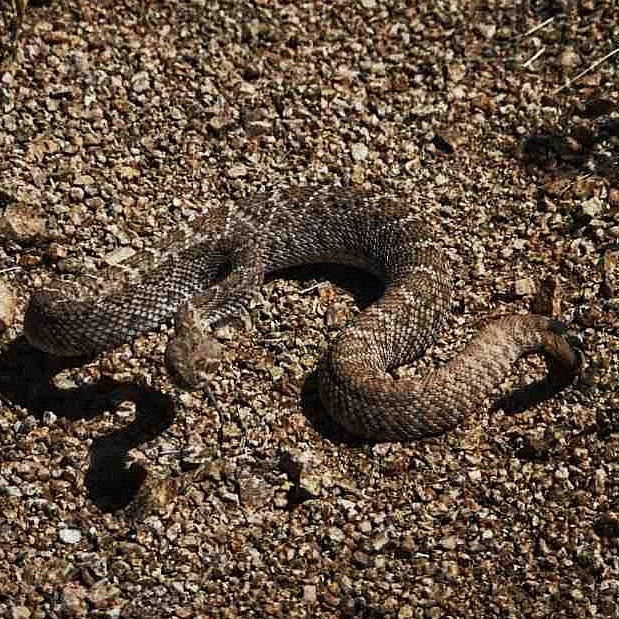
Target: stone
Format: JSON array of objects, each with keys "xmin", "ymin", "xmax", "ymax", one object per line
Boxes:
[
  {"xmin": 514, "ymin": 277, "xmax": 536, "ymax": 296},
  {"xmin": 351, "ymin": 142, "xmax": 369, "ymax": 162},
  {"xmin": 0, "ymin": 280, "xmax": 16, "ymax": 331},
  {"xmin": 594, "ymin": 512, "xmax": 619, "ymax": 538},
  {"xmin": 560, "ymin": 48, "xmax": 581, "ymax": 70},
  {"xmin": 104, "ymin": 246, "xmax": 136, "ymax": 266},
  {"xmin": 228, "ymin": 164, "xmax": 248, "ymax": 178},
  {"xmin": 237, "ymin": 475, "xmax": 274, "ymax": 509},
  {"xmin": 439, "ymin": 536, "xmax": 458, "ymax": 550},
  {"xmin": 581, "ymin": 197, "xmax": 603, "ymax": 218},
  {"xmin": 477, "ymin": 23, "xmax": 496, "ymax": 39},
  {"xmin": 0, "ymin": 203, "xmax": 46, "ymax": 243},
  {"xmin": 303, "ymin": 584, "xmax": 317, "ymax": 603},
  {"xmin": 42, "ymin": 411, "xmax": 58, "ymax": 425},
  {"xmin": 280, "ymin": 448, "xmax": 324, "ymax": 500},
  {"xmin": 245, "ymin": 120, "xmax": 272, "ymax": 137},
  {"xmin": 58, "ymin": 527, "xmax": 82, "ymax": 544},
  {"xmin": 131, "ymin": 71, "xmax": 150, "ymax": 93},
  {"xmin": 61, "ymin": 583, "xmax": 88, "ymax": 617},
  {"xmin": 601, "ymin": 248, "xmax": 618, "ymax": 299}
]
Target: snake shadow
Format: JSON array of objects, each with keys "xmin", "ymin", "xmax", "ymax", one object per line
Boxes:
[
  {"xmin": 0, "ymin": 336, "xmax": 174, "ymax": 511},
  {"xmin": 520, "ymin": 117, "xmax": 619, "ymax": 182}
]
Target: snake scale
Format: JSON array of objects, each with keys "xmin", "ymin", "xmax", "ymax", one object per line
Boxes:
[{"xmin": 24, "ymin": 186, "xmax": 579, "ymax": 441}]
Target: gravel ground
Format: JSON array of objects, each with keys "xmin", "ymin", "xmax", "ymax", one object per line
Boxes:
[{"xmin": 1, "ymin": 1, "xmax": 618, "ymax": 618}]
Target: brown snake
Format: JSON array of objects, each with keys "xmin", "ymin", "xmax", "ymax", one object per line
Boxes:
[{"xmin": 24, "ymin": 186, "xmax": 580, "ymax": 441}]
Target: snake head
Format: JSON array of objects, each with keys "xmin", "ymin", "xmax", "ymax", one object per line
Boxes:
[{"xmin": 165, "ymin": 307, "xmax": 223, "ymax": 389}]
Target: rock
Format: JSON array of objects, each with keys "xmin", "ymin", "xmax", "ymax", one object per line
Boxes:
[
  {"xmin": 303, "ymin": 584, "xmax": 317, "ymax": 603},
  {"xmin": 165, "ymin": 315, "xmax": 223, "ymax": 388},
  {"xmin": 116, "ymin": 165, "xmax": 140, "ymax": 180},
  {"xmin": 58, "ymin": 527, "xmax": 82, "ymax": 544},
  {"xmin": 594, "ymin": 512, "xmax": 619, "ymax": 538},
  {"xmin": 0, "ymin": 203, "xmax": 46, "ymax": 243},
  {"xmin": 104, "ymin": 246, "xmax": 136, "ymax": 266},
  {"xmin": 399, "ymin": 534, "xmax": 415, "ymax": 556},
  {"xmin": 439, "ymin": 535, "xmax": 458, "ymax": 550},
  {"xmin": 372, "ymin": 531, "xmax": 389, "ymax": 551},
  {"xmin": 245, "ymin": 120, "xmax": 272, "ymax": 137},
  {"xmin": 514, "ymin": 277, "xmax": 536, "ymax": 297},
  {"xmin": 357, "ymin": 520, "xmax": 372, "ymax": 534},
  {"xmin": 398, "ymin": 606, "xmax": 414, "ymax": 619},
  {"xmin": 477, "ymin": 23, "xmax": 496, "ymax": 39},
  {"xmin": 351, "ymin": 142, "xmax": 369, "ymax": 162},
  {"xmin": 531, "ymin": 275, "xmax": 562, "ymax": 316},
  {"xmin": 130, "ymin": 469, "xmax": 177, "ymax": 520},
  {"xmin": 581, "ymin": 197, "xmax": 603, "ymax": 218},
  {"xmin": 228, "ymin": 164, "xmax": 248, "ymax": 178},
  {"xmin": 208, "ymin": 113, "xmax": 234, "ymax": 134},
  {"xmin": 280, "ymin": 448, "xmax": 317, "ymax": 480},
  {"xmin": 46, "ymin": 242, "xmax": 68, "ymax": 260},
  {"xmin": 237, "ymin": 475, "xmax": 274, "ymax": 509},
  {"xmin": 280, "ymin": 448, "xmax": 324, "ymax": 500},
  {"xmin": 10, "ymin": 607, "xmax": 31, "ymax": 619},
  {"xmin": 327, "ymin": 526, "xmax": 345, "ymax": 543},
  {"xmin": 0, "ymin": 280, "xmax": 16, "ymax": 331},
  {"xmin": 42, "ymin": 411, "xmax": 58, "ymax": 425},
  {"xmin": 87, "ymin": 582, "xmax": 122, "ymax": 610},
  {"xmin": 560, "ymin": 48, "xmax": 581, "ymax": 71},
  {"xmin": 352, "ymin": 550, "xmax": 371, "ymax": 567},
  {"xmin": 131, "ymin": 71, "xmax": 150, "ymax": 93},
  {"xmin": 61, "ymin": 583, "xmax": 88, "ymax": 617},
  {"xmin": 70, "ymin": 186, "xmax": 85, "ymax": 201},
  {"xmin": 351, "ymin": 164, "xmax": 365, "ymax": 184},
  {"xmin": 57, "ymin": 257, "xmax": 85, "ymax": 274},
  {"xmin": 73, "ymin": 174, "xmax": 95, "ymax": 187},
  {"xmin": 447, "ymin": 62, "xmax": 466, "ymax": 83}
]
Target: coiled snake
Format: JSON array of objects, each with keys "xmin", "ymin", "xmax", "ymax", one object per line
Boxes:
[{"xmin": 24, "ymin": 187, "xmax": 579, "ymax": 440}]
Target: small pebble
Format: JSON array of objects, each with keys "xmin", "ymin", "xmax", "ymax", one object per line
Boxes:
[
  {"xmin": 351, "ymin": 142, "xmax": 369, "ymax": 162},
  {"xmin": 58, "ymin": 528, "xmax": 82, "ymax": 544},
  {"xmin": 0, "ymin": 280, "xmax": 16, "ymax": 331},
  {"xmin": 0, "ymin": 203, "xmax": 46, "ymax": 243}
]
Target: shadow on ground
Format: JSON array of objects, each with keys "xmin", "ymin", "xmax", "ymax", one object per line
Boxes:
[
  {"xmin": 0, "ymin": 337, "xmax": 174, "ymax": 511},
  {"xmin": 521, "ymin": 113, "xmax": 619, "ymax": 182}
]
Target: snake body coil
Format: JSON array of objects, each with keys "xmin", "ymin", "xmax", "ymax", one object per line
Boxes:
[{"xmin": 24, "ymin": 187, "xmax": 579, "ymax": 440}]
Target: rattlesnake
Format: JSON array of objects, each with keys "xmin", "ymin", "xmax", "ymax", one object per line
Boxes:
[{"xmin": 24, "ymin": 186, "xmax": 580, "ymax": 440}]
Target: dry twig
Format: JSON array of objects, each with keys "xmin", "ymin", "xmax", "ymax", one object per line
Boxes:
[
  {"xmin": 522, "ymin": 46, "xmax": 546, "ymax": 69},
  {"xmin": 554, "ymin": 47, "xmax": 619, "ymax": 94},
  {"xmin": 517, "ymin": 16, "xmax": 555, "ymax": 41}
]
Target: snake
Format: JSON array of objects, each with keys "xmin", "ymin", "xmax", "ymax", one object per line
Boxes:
[{"xmin": 23, "ymin": 186, "xmax": 580, "ymax": 441}]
